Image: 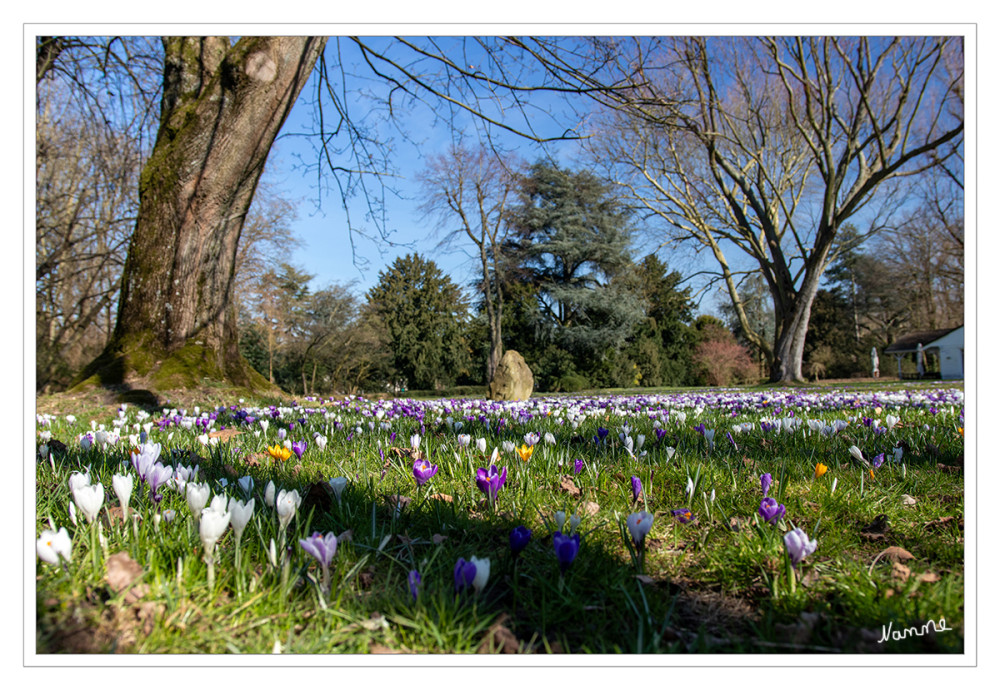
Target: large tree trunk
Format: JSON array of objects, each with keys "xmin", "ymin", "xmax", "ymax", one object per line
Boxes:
[{"xmin": 74, "ymin": 36, "xmax": 326, "ymax": 392}]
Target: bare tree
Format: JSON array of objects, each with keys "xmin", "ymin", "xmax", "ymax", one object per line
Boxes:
[
  {"xmin": 577, "ymin": 36, "xmax": 964, "ymax": 381},
  {"xmin": 418, "ymin": 145, "xmax": 521, "ymax": 380}
]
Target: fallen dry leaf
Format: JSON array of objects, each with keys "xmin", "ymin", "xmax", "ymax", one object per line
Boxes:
[
  {"xmin": 924, "ymin": 516, "xmax": 963, "ymax": 532},
  {"xmin": 478, "ymin": 614, "xmax": 520, "ymax": 654},
  {"xmin": 105, "ymin": 552, "xmax": 148, "ymax": 604},
  {"xmin": 892, "ymin": 562, "xmax": 912, "ymax": 580},
  {"xmin": 385, "ymin": 494, "xmax": 412, "ymax": 510},
  {"xmin": 901, "ymin": 494, "xmax": 917, "ymax": 506},
  {"xmin": 882, "ymin": 546, "xmax": 915, "ymax": 563},
  {"xmin": 427, "ymin": 493, "xmax": 453, "ymax": 503},
  {"xmin": 916, "ymin": 572, "xmax": 941, "ymax": 583},
  {"xmin": 578, "ymin": 501, "xmax": 600, "ymax": 517},
  {"xmin": 635, "ymin": 574, "xmax": 655, "ymax": 585},
  {"xmin": 558, "ymin": 476, "xmax": 581, "ymax": 497},
  {"xmin": 369, "ymin": 643, "xmax": 402, "ymax": 654},
  {"xmin": 208, "ymin": 428, "xmax": 243, "ymax": 442}
]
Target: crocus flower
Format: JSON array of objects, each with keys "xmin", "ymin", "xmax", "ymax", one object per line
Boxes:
[
  {"xmin": 408, "ymin": 570, "xmax": 421, "ymax": 601},
  {"xmin": 315, "ymin": 435, "xmax": 328, "ymax": 451},
  {"xmin": 627, "ymin": 511, "xmax": 654, "ymax": 547},
  {"xmin": 264, "ymin": 480, "xmax": 276, "ymax": 508},
  {"xmin": 291, "ymin": 440, "xmax": 307, "ymax": 460},
  {"xmin": 573, "ymin": 459, "xmax": 584, "ymax": 475},
  {"xmin": 147, "ymin": 462, "xmax": 174, "ymax": 504},
  {"xmin": 299, "ymin": 531, "xmax": 338, "ymax": 569},
  {"xmin": 758, "ymin": 497, "xmax": 786, "ymax": 525},
  {"xmin": 516, "ymin": 443, "xmax": 534, "ymax": 463},
  {"xmin": 475, "ymin": 465, "xmax": 508, "ymax": 504},
  {"xmin": 848, "ymin": 445, "xmax": 868, "ymax": 465},
  {"xmin": 329, "ymin": 477, "xmax": 347, "ymax": 503},
  {"xmin": 760, "ymin": 473, "xmax": 773, "ymax": 497},
  {"xmin": 476, "ymin": 438, "xmax": 487, "ymax": 454},
  {"xmin": 672, "ymin": 508, "xmax": 693, "ymax": 524},
  {"xmin": 457, "ymin": 434, "xmax": 471, "ymax": 448},
  {"xmin": 470, "ymin": 556, "xmax": 490, "ymax": 593},
  {"xmin": 814, "ymin": 463, "xmax": 829, "ymax": 479},
  {"xmin": 68, "ymin": 469, "xmax": 91, "ymax": 495},
  {"xmin": 267, "ymin": 444, "xmax": 292, "ymax": 463},
  {"xmin": 412, "ymin": 458, "xmax": 438, "ymax": 487},
  {"xmin": 199, "ymin": 505, "xmax": 231, "ymax": 579},
  {"xmin": 553, "ymin": 531, "xmax": 581, "ymax": 573},
  {"xmin": 509, "ymin": 526, "xmax": 532, "ymax": 556},
  {"xmin": 36, "ymin": 527, "xmax": 72, "ymax": 565},
  {"xmin": 228, "ymin": 497, "xmax": 255, "ymax": 540},
  {"xmin": 410, "ymin": 434, "xmax": 421, "ymax": 451},
  {"xmin": 784, "ymin": 527, "xmax": 818, "ymax": 566},
  {"xmin": 186, "ymin": 482, "xmax": 211, "ymax": 525},
  {"xmin": 72, "ymin": 482, "xmax": 104, "ymax": 524},
  {"xmin": 454, "ymin": 557, "xmax": 478, "ymax": 592},
  {"xmin": 238, "ymin": 476, "xmax": 254, "ymax": 497},
  {"xmin": 873, "ymin": 453, "xmax": 885, "ymax": 469},
  {"xmin": 630, "ymin": 476, "xmax": 643, "ymax": 502},
  {"xmin": 276, "ymin": 489, "xmax": 301, "ymax": 531},
  {"xmin": 553, "ymin": 510, "xmax": 566, "ymax": 532},
  {"xmin": 112, "ymin": 473, "xmax": 134, "ymax": 520}
]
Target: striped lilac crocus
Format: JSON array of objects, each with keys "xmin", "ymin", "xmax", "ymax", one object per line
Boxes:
[
  {"xmin": 412, "ymin": 458, "xmax": 438, "ymax": 487},
  {"xmin": 758, "ymin": 497, "xmax": 786, "ymax": 525},
  {"xmin": 291, "ymin": 440, "xmax": 307, "ymax": 460},
  {"xmin": 475, "ymin": 465, "xmax": 507, "ymax": 504},
  {"xmin": 761, "ymin": 473, "xmax": 773, "ymax": 497},
  {"xmin": 630, "ymin": 476, "xmax": 643, "ymax": 502}
]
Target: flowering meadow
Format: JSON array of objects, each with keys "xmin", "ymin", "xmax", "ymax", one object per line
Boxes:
[{"xmin": 34, "ymin": 384, "xmax": 965, "ymax": 654}]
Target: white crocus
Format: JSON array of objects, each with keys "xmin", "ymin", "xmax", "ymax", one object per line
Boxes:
[
  {"xmin": 238, "ymin": 476, "xmax": 254, "ymax": 497},
  {"xmin": 476, "ymin": 437, "xmax": 487, "ymax": 454},
  {"xmin": 72, "ymin": 483, "xmax": 105, "ymax": 524},
  {"xmin": 553, "ymin": 511, "xmax": 566, "ymax": 532},
  {"xmin": 410, "ymin": 434, "xmax": 421, "ymax": 451},
  {"xmin": 329, "ymin": 477, "xmax": 347, "ymax": 504},
  {"xmin": 569, "ymin": 513, "xmax": 581, "ymax": 534},
  {"xmin": 68, "ymin": 469, "xmax": 91, "ymax": 494},
  {"xmin": 37, "ymin": 527, "xmax": 73, "ymax": 565},
  {"xmin": 544, "ymin": 432, "xmax": 556, "ymax": 445},
  {"xmin": 186, "ymin": 482, "xmax": 211, "ymax": 526},
  {"xmin": 626, "ymin": 511, "xmax": 654, "ymax": 546},
  {"xmin": 315, "ymin": 435, "xmax": 328, "ymax": 451},
  {"xmin": 469, "ymin": 556, "xmax": 491, "ymax": 594},
  {"xmin": 885, "ymin": 415, "xmax": 899, "ymax": 431},
  {"xmin": 264, "ymin": 480, "xmax": 276, "ymax": 508},
  {"xmin": 68, "ymin": 501, "xmax": 78, "ymax": 527},
  {"xmin": 228, "ymin": 497, "xmax": 255, "ymax": 540},
  {"xmin": 209, "ymin": 493, "xmax": 228, "ymax": 514},
  {"xmin": 276, "ymin": 489, "xmax": 301, "ymax": 531},
  {"xmin": 112, "ymin": 474, "xmax": 134, "ymax": 521}
]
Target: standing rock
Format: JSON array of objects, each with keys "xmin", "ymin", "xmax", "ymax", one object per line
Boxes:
[{"xmin": 488, "ymin": 351, "xmax": 534, "ymax": 401}]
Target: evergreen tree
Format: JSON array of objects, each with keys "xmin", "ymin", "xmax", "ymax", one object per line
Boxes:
[
  {"xmin": 366, "ymin": 254, "xmax": 472, "ymax": 390},
  {"xmin": 505, "ymin": 162, "xmax": 645, "ymax": 389}
]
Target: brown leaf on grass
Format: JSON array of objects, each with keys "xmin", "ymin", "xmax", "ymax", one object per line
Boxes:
[
  {"xmin": 222, "ymin": 463, "xmax": 238, "ymax": 478},
  {"xmin": 244, "ymin": 454, "xmax": 263, "ymax": 468},
  {"xmin": 427, "ymin": 493, "xmax": 453, "ymax": 503},
  {"xmin": 578, "ymin": 501, "xmax": 600, "ymax": 517},
  {"xmin": 635, "ymin": 574, "xmax": 655, "ymax": 585},
  {"xmin": 208, "ymin": 428, "xmax": 243, "ymax": 442},
  {"xmin": 558, "ymin": 475, "xmax": 581, "ymax": 497},
  {"xmin": 916, "ymin": 572, "xmax": 941, "ymax": 583},
  {"xmin": 390, "ymin": 446, "xmax": 422, "ymax": 461},
  {"xmin": 357, "ymin": 569, "xmax": 376, "ymax": 590},
  {"xmin": 882, "ymin": 546, "xmax": 915, "ymax": 562},
  {"xmin": 105, "ymin": 552, "xmax": 148, "ymax": 604},
  {"xmin": 136, "ymin": 602, "xmax": 165, "ymax": 637},
  {"xmin": 936, "ymin": 463, "xmax": 962, "ymax": 474},
  {"xmin": 892, "ymin": 562, "xmax": 912, "ymax": 580},
  {"xmin": 901, "ymin": 494, "xmax": 917, "ymax": 506},
  {"xmin": 924, "ymin": 516, "xmax": 963, "ymax": 532},
  {"xmin": 385, "ymin": 494, "xmax": 412, "ymax": 510},
  {"xmin": 477, "ymin": 614, "xmax": 520, "ymax": 654},
  {"xmin": 369, "ymin": 643, "xmax": 402, "ymax": 654}
]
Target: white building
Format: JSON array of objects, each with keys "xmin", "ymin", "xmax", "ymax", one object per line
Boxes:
[{"xmin": 883, "ymin": 325, "xmax": 964, "ymax": 380}]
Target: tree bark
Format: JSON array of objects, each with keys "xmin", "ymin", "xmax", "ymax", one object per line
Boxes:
[{"xmin": 75, "ymin": 36, "xmax": 326, "ymax": 390}]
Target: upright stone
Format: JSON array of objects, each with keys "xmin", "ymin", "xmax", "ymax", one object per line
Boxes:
[{"xmin": 488, "ymin": 350, "xmax": 534, "ymax": 401}]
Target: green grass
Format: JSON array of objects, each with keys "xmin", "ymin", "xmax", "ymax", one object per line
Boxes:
[{"xmin": 33, "ymin": 389, "xmax": 965, "ymax": 654}]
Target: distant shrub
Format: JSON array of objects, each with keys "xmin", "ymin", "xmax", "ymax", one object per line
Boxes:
[
  {"xmin": 693, "ymin": 338, "xmax": 757, "ymax": 386},
  {"xmin": 555, "ymin": 372, "xmax": 591, "ymax": 392}
]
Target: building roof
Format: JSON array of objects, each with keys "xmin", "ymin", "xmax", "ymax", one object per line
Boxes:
[{"xmin": 884, "ymin": 326, "xmax": 963, "ymax": 354}]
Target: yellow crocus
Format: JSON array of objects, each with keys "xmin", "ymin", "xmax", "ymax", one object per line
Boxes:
[
  {"xmin": 267, "ymin": 443, "xmax": 292, "ymax": 462},
  {"xmin": 516, "ymin": 444, "xmax": 534, "ymax": 463},
  {"xmin": 814, "ymin": 462, "xmax": 829, "ymax": 479}
]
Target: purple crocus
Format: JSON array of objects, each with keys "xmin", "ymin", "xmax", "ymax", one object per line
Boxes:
[
  {"xmin": 300, "ymin": 531, "xmax": 338, "ymax": 594},
  {"xmin": 291, "ymin": 440, "xmax": 307, "ymax": 460},
  {"xmin": 654, "ymin": 428, "xmax": 667, "ymax": 441},
  {"xmin": 553, "ymin": 531, "xmax": 581, "ymax": 573},
  {"xmin": 761, "ymin": 473, "xmax": 773, "ymax": 497},
  {"xmin": 573, "ymin": 459, "xmax": 584, "ymax": 475},
  {"xmin": 630, "ymin": 475, "xmax": 643, "ymax": 502},
  {"xmin": 412, "ymin": 458, "xmax": 438, "ymax": 487},
  {"xmin": 147, "ymin": 462, "xmax": 174, "ymax": 504},
  {"xmin": 509, "ymin": 526, "xmax": 532, "ymax": 556},
  {"xmin": 672, "ymin": 508, "xmax": 694, "ymax": 524},
  {"xmin": 408, "ymin": 569, "xmax": 421, "ymax": 601},
  {"xmin": 475, "ymin": 465, "xmax": 508, "ymax": 504},
  {"xmin": 873, "ymin": 453, "xmax": 885, "ymax": 469},
  {"xmin": 758, "ymin": 497, "xmax": 786, "ymax": 525},
  {"xmin": 454, "ymin": 558, "xmax": 478, "ymax": 592}
]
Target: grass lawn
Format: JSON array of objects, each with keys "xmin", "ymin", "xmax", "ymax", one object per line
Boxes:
[{"xmin": 32, "ymin": 382, "xmax": 965, "ymax": 654}]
